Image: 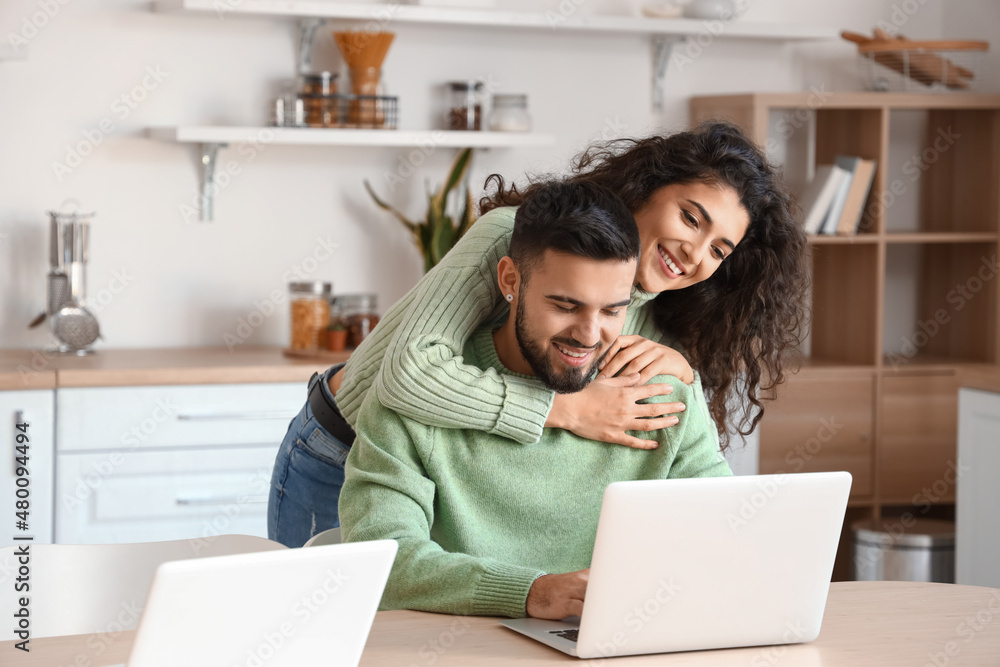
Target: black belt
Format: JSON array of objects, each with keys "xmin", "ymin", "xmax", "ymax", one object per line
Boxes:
[{"xmin": 307, "ymin": 371, "xmax": 357, "ymax": 447}]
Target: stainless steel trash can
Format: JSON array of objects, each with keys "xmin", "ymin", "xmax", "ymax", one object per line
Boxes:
[{"xmin": 852, "ymin": 518, "xmax": 955, "ymax": 583}]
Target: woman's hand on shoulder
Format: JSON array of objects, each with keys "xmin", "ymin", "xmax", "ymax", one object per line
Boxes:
[
  {"xmin": 546, "ymin": 373, "xmax": 686, "ymax": 450},
  {"xmin": 598, "ymin": 335, "xmax": 695, "ymax": 386}
]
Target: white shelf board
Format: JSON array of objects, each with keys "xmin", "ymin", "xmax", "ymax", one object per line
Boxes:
[
  {"xmin": 0, "ymin": 45, "xmax": 27, "ymax": 61},
  {"xmin": 148, "ymin": 126, "xmax": 556, "ymax": 148},
  {"xmin": 155, "ymin": 0, "xmax": 838, "ymax": 41}
]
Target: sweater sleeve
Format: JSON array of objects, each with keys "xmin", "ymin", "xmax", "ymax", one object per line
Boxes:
[
  {"xmin": 337, "ymin": 207, "xmax": 555, "ymax": 445},
  {"xmin": 339, "ymin": 396, "xmax": 544, "ymax": 617},
  {"xmin": 637, "ymin": 373, "xmax": 732, "ymax": 479}
]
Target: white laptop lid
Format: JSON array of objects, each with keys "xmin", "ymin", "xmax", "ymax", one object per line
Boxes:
[
  {"xmin": 575, "ymin": 472, "xmax": 851, "ymax": 659},
  {"xmin": 126, "ymin": 540, "xmax": 397, "ymax": 667}
]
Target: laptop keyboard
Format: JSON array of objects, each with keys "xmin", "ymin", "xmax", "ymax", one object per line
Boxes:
[{"xmin": 549, "ymin": 628, "xmax": 579, "ymax": 642}]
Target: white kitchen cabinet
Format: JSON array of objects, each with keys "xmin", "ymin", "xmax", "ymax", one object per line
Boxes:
[
  {"xmin": 55, "ymin": 382, "xmax": 304, "ymax": 544},
  {"xmin": 0, "ymin": 390, "xmax": 55, "ymax": 546},
  {"xmin": 956, "ymin": 387, "xmax": 1000, "ymax": 588},
  {"xmin": 56, "ymin": 444, "xmax": 279, "ymax": 544}
]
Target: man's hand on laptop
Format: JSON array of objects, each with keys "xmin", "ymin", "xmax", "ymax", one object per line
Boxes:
[{"xmin": 526, "ymin": 569, "xmax": 590, "ymax": 619}]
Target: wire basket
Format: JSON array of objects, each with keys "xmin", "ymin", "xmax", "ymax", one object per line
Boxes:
[
  {"xmin": 857, "ymin": 41, "xmax": 987, "ymax": 92},
  {"xmin": 300, "ymin": 93, "xmax": 399, "ymax": 129}
]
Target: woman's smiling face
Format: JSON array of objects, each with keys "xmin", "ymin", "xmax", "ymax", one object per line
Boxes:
[{"xmin": 633, "ymin": 181, "xmax": 751, "ymax": 293}]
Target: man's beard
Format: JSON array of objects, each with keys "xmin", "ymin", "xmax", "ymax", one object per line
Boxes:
[{"xmin": 514, "ymin": 293, "xmax": 609, "ymax": 394}]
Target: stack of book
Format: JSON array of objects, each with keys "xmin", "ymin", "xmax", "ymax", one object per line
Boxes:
[{"xmin": 799, "ymin": 156, "xmax": 878, "ymax": 236}]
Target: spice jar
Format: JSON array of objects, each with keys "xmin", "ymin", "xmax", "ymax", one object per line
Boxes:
[
  {"xmin": 489, "ymin": 94, "xmax": 532, "ymax": 132},
  {"xmin": 288, "ymin": 282, "xmax": 332, "ymax": 351},
  {"xmin": 446, "ymin": 81, "xmax": 484, "ymax": 131},
  {"xmin": 339, "ymin": 293, "xmax": 380, "ymax": 348},
  {"xmin": 300, "ymin": 72, "xmax": 338, "ymax": 127}
]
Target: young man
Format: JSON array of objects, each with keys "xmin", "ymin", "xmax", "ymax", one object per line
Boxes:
[{"xmin": 339, "ymin": 181, "xmax": 731, "ymax": 620}]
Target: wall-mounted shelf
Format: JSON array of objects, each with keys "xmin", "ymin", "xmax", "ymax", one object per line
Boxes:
[
  {"xmin": 154, "ymin": 0, "xmax": 838, "ymax": 111},
  {"xmin": 149, "ymin": 126, "xmax": 555, "ymax": 148},
  {"xmin": 155, "ymin": 0, "xmax": 836, "ymax": 39},
  {"xmin": 148, "ymin": 126, "xmax": 556, "ymax": 221},
  {"xmin": 0, "ymin": 45, "xmax": 27, "ymax": 61}
]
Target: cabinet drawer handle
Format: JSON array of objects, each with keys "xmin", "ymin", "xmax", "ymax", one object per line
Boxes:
[
  {"xmin": 175, "ymin": 495, "xmax": 268, "ymax": 506},
  {"xmin": 175, "ymin": 411, "xmax": 296, "ymax": 422}
]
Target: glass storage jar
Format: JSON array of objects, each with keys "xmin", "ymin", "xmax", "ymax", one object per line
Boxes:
[
  {"xmin": 339, "ymin": 293, "xmax": 380, "ymax": 348},
  {"xmin": 300, "ymin": 72, "xmax": 338, "ymax": 127},
  {"xmin": 446, "ymin": 81, "xmax": 484, "ymax": 131},
  {"xmin": 288, "ymin": 281, "xmax": 332, "ymax": 351},
  {"xmin": 300, "ymin": 71, "xmax": 337, "ymax": 96},
  {"xmin": 489, "ymin": 94, "xmax": 532, "ymax": 132}
]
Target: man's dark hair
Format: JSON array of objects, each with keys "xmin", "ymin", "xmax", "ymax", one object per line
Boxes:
[{"xmin": 509, "ymin": 180, "xmax": 639, "ymax": 280}]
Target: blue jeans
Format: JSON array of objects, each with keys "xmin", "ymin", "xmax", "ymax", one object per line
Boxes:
[{"xmin": 267, "ymin": 365, "xmax": 353, "ymax": 547}]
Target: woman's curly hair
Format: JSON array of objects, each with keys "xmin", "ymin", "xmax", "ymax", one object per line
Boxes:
[{"xmin": 479, "ymin": 121, "xmax": 809, "ymax": 450}]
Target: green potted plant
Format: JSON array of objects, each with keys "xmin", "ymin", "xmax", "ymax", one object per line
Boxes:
[
  {"xmin": 365, "ymin": 148, "xmax": 477, "ymax": 273},
  {"xmin": 326, "ymin": 322, "xmax": 348, "ymax": 352}
]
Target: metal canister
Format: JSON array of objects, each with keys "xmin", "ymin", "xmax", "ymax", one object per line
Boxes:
[{"xmin": 853, "ymin": 518, "xmax": 955, "ymax": 583}]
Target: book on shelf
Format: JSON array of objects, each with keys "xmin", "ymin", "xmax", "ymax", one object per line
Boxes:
[
  {"xmin": 800, "ymin": 157, "xmax": 877, "ymax": 237},
  {"xmin": 799, "ymin": 164, "xmax": 850, "ymax": 235},
  {"xmin": 819, "ymin": 158, "xmax": 857, "ymax": 235},
  {"xmin": 833, "ymin": 156, "xmax": 877, "ymax": 235}
]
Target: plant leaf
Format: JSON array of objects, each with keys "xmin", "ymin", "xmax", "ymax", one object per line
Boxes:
[
  {"xmin": 364, "ymin": 180, "xmax": 417, "ymax": 232},
  {"xmin": 431, "ymin": 215, "xmax": 456, "ymax": 267},
  {"xmin": 432, "ymin": 147, "xmax": 473, "ymax": 212},
  {"xmin": 457, "ymin": 187, "xmax": 477, "ymax": 239}
]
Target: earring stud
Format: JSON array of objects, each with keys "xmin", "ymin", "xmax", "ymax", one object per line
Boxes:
[{"xmin": 506, "ymin": 294, "xmax": 513, "ymax": 302}]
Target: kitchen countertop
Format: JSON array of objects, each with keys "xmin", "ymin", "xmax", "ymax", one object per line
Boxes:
[
  {"xmin": 3, "ymin": 347, "xmax": 996, "ymax": 392},
  {"xmin": 958, "ymin": 365, "xmax": 1000, "ymax": 394},
  {"xmin": 0, "ymin": 346, "xmax": 348, "ymax": 390},
  {"xmin": 0, "ymin": 349, "xmax": 57, "ymax": 390}
]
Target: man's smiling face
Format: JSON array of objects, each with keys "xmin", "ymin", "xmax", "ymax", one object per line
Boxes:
[{"xmin": 512, "ymin": 249, "xmax": 635, "ymax": 393}]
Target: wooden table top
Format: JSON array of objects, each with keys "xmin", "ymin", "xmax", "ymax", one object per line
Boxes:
[{"xmin": 4, "ymin": 582, "xmax": 999, "ymax": 666}]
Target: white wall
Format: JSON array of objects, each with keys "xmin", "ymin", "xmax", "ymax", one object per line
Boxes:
[{"xmin": 4, "ymin": 0, "xmax": 989, "ymax": 351}]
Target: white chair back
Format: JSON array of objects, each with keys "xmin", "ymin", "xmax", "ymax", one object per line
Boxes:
[
  {"xmin": 0, "ymin": 534, "xmax": 284, "ymax": 640},
  {"xmin": 303, "ymin": 527, "xmax": 342, "ymax": 547}
]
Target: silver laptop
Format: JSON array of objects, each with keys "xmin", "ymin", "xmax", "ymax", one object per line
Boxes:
[
  {"xmin": 500, "ymin": 472, "xmax": 851, "ymax": 659},
  {"xmin": 116, "ymin": 540, "xmax": 397, "ymax": 667}
]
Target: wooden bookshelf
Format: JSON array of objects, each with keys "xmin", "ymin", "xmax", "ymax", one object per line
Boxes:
[{"xmin": 691, "ymin": 92, "xmax": 1000, "ymax": 581}]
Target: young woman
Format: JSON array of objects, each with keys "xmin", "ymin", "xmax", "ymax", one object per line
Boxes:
[{"xmin": 268, "ymin": 121, "xmax": 808, "ymax": 547}]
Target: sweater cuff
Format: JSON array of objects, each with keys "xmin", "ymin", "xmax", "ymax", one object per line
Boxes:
[
  {"xmin": 471, "ymin": 561, "xmax": 545, "ymax": 618},
  {"xmin": 490, "ymin": 376, "xmax": 555, "ymax": 445}
]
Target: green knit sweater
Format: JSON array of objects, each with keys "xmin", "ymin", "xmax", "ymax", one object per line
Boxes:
[
  {"xmin": 337, "ymin": 206, "xmax": 688, "ymax": 445},
  {"xmin": 339, "ymin": 326, "xmax": 732, "ymax": 618}
]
